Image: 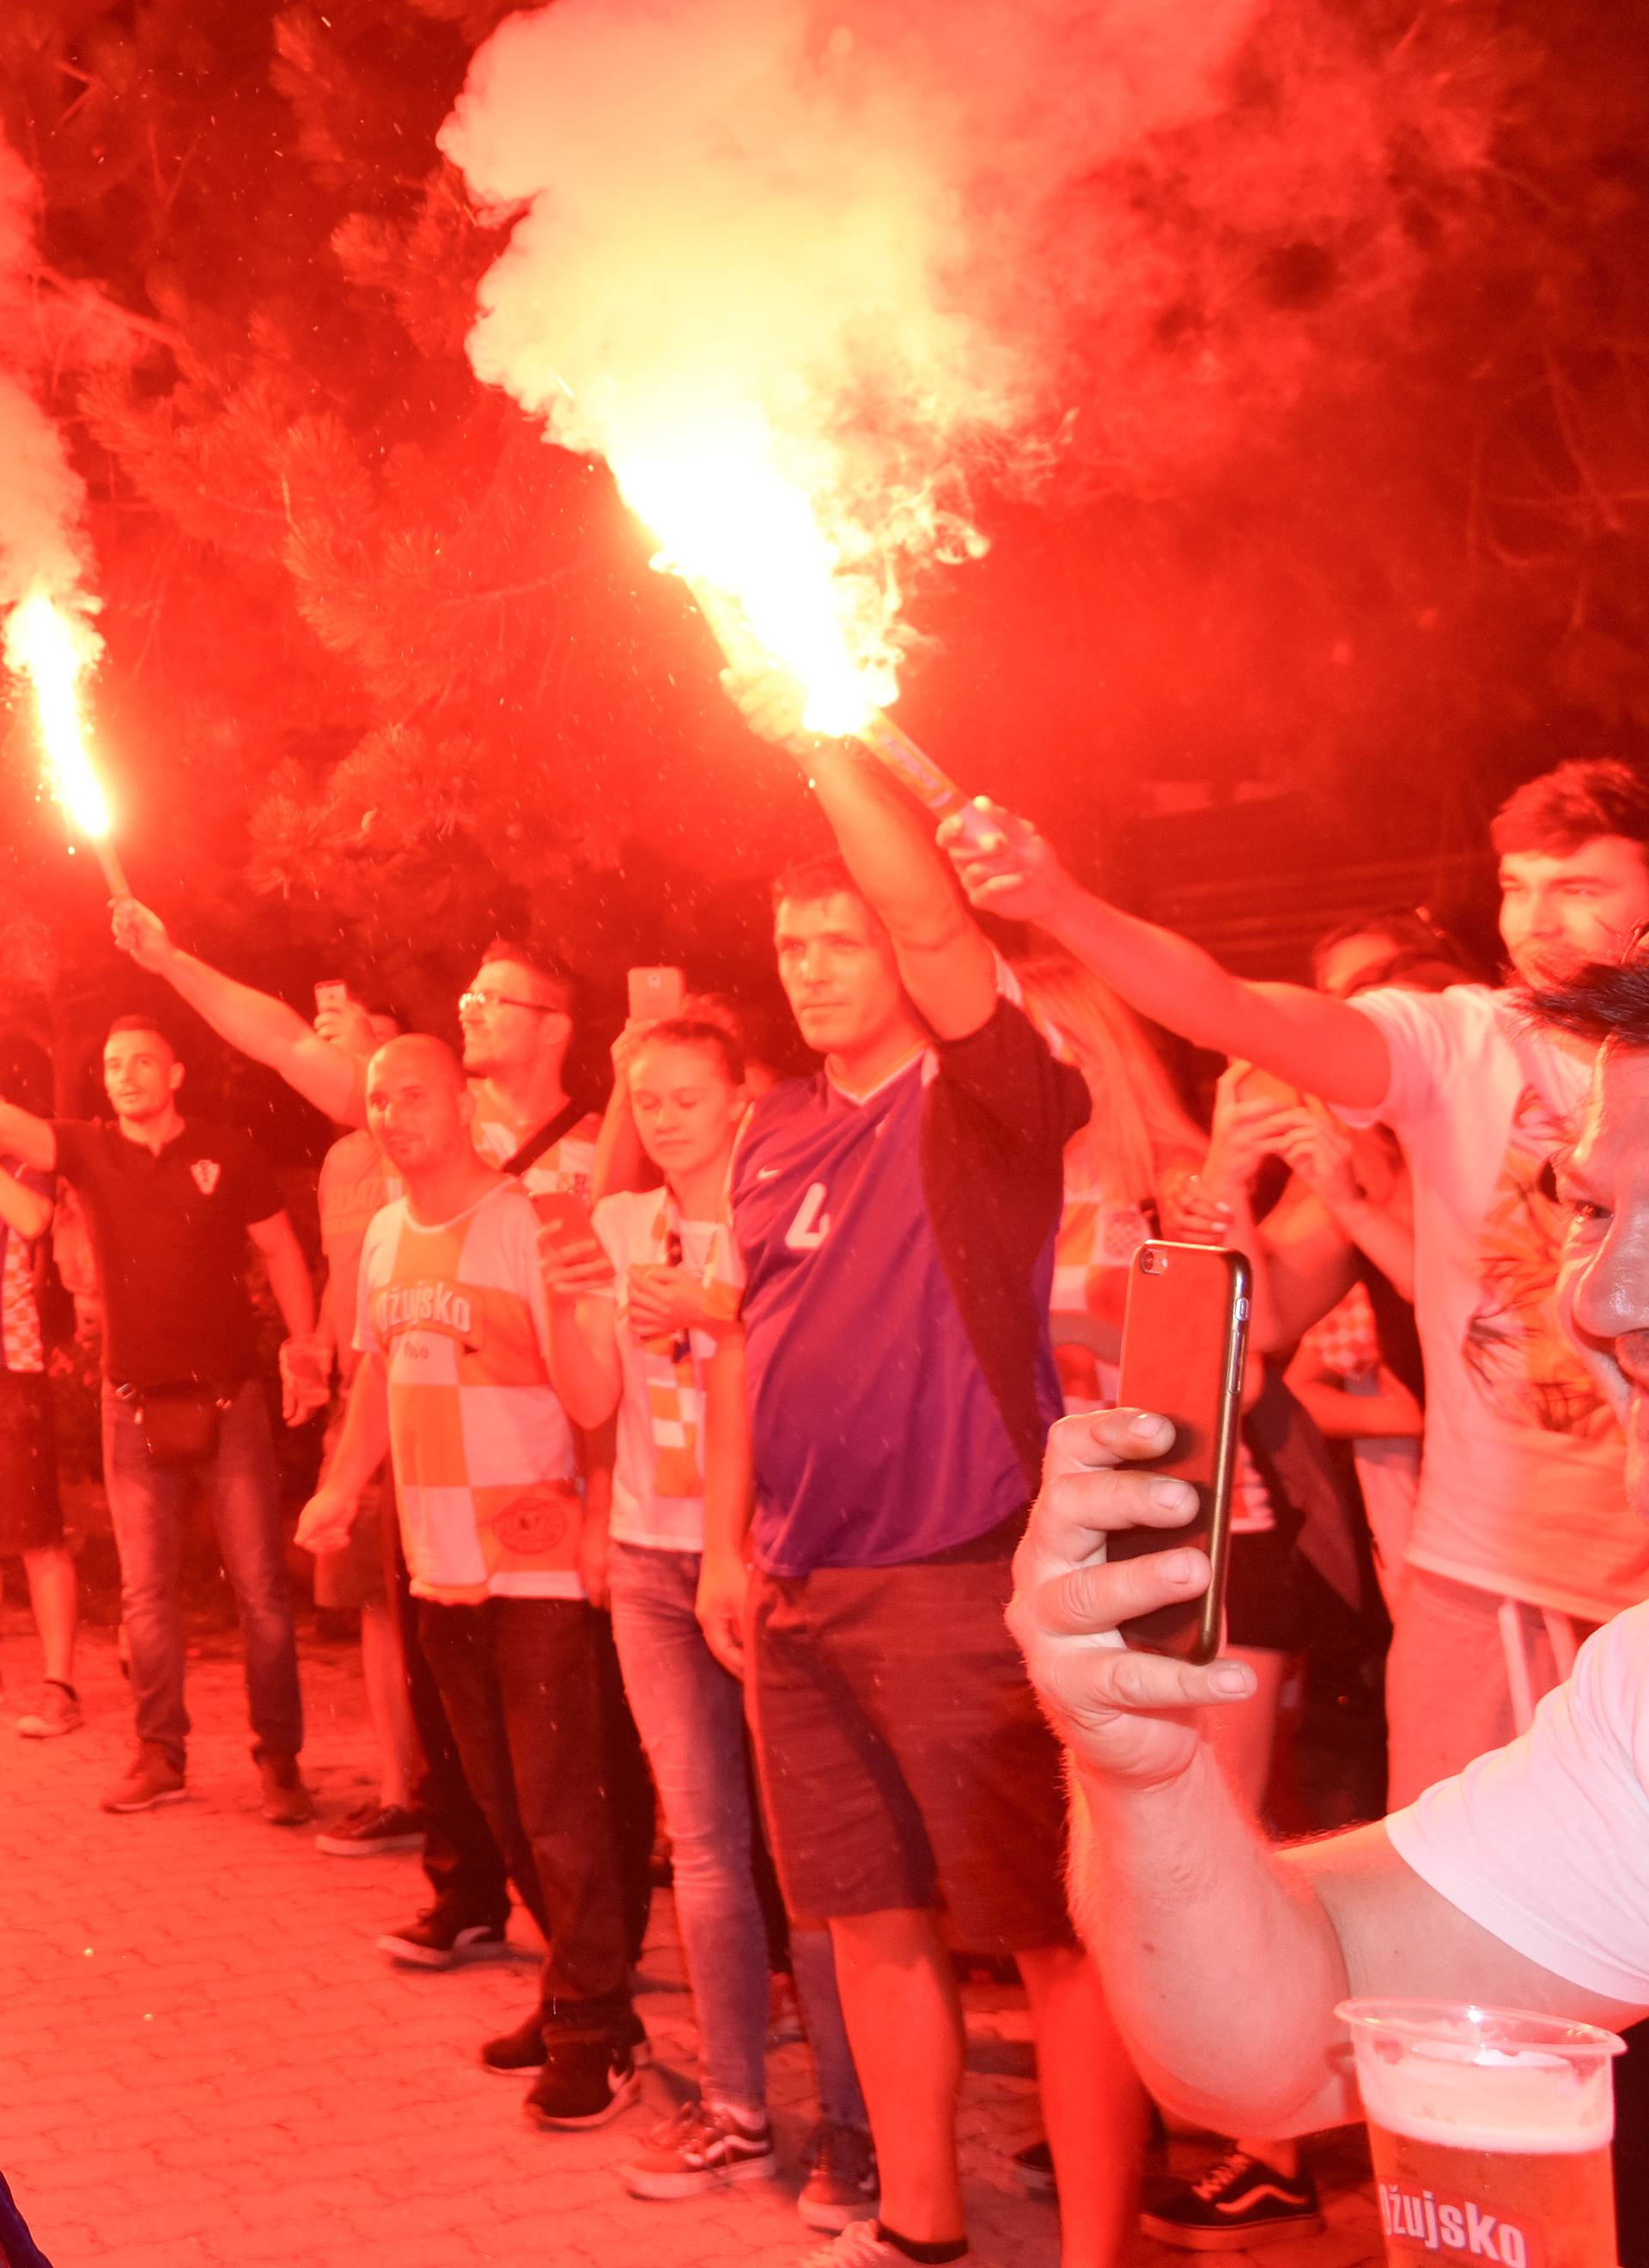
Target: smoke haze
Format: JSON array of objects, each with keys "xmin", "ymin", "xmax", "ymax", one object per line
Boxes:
[
  {"xmin": 440, "ymin": 0, "xmax": 1491, "ymax": 678},
  {"xmin": 0, "ymin": 131, "xmax": 97, "ymax": 621}
]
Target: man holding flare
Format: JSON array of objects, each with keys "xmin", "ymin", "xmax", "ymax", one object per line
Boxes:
[
  {"xmin": 940, "ymin": 758, "xmax": 1649, "ymax": 1804},
  {"xmin": 1001, "ymin": 950, "xmax": 1649, "ymax": 2268},
  {"xmin": 703, "ymin": 669, "xmax": 1145, "ymax": 2268}
]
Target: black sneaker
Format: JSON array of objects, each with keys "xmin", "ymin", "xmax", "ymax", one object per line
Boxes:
[
  {"xmin": 316, "ymin": 1802, "xmax": 424, "ymax": 1857},
  {"xmin": 377, "ymin": 1905, "xmax": 510, "ymax": 1969},
  {"xmin": 1013, "ymin": 2138, "xmax": 1056, "ymax": 2198},
  {"xmin": 1139, "ymin": 2151, "xmax": 1323, "ymax": 2250},
  {"xmin": 525, "ymin": 2029, "xmax": 642, "ymax": 2131},
  {"xmin": 483, "ymin": 2004, "xmax": 651, "ymax": 2076}
]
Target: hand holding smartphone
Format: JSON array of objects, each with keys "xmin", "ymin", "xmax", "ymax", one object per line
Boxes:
[
  {"xmin": 628, "ymin": 966, "xmax": 685, "ymax": 1022},
  {"xmin": 1110, "ymin": 1241, "xmax": 1250, "ymax": 1664},
  {"xmin": 532, "ymin": 1189, "xmax": 612, "ymax": 1295}
]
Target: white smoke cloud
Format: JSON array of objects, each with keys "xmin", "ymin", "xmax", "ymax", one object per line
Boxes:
[
  {"xmin": 0, "ymin": 131, "xmax": 97, "ymax": 618},
  {"xmin": 438, "ymin": 0, "xmax": 1482, "ymax": 705},
  {"xmin": 438, "ymin": 0, "xmax": 1276, "ymax": 702}
]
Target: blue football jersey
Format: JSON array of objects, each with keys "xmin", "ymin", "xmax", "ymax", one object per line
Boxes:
[{"xmin": 731, "ymin": 999, "xmax": 1089, "ymax": 1575}]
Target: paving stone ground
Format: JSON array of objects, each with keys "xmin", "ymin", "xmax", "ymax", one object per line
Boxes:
[{"xmin": 2, "ymin": 1606, "xmax": 1386, "ymax": 2268}]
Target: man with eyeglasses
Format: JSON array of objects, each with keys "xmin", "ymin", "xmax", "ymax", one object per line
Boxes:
[
  {"xmin": 108, "ymin": 909, "xmax": 652, "ymax": 2022},
  {"xmin": 945, "ymin": 757, "xmax": 1649, "ymax": 1814}
]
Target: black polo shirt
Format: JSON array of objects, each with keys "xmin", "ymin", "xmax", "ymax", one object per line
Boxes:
[{"xmin": 50, "ymin": 1117, "xmax": 283, "ymax": 1388}]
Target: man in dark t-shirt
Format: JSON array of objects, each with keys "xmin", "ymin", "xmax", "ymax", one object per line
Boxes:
[
  {"xmin": 0, "ymin": 1018, "xmax": 326, "ymax": 1820},
  {"xmin": 697, "ymin": 680, "xmax": 1147, "ymax": 2268}
]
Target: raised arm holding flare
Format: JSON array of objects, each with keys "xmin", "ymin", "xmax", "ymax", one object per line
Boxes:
[
  {"xmin": 941, "ymin": 802, "xmax": 1392, "ymax": 1107},
  {"xmin": 949, "ymin": 765, "xmax": 1649, "ymax": 1813},
  {"xmin": 113, "ymin": 899, "xmax": 366, "ymax": 1124},
  {"xmin": 729, "ymin": 668, "xmax": 998, "ymax": 1044}
]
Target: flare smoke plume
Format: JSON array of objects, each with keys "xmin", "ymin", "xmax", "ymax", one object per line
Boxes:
[
  {"xmin": 0, "ymin": 131, "xmax": 96, "ymax": 625},
  {"xmin": 441, "ymin": 0, "xmax": 1487, "ymax": 701}
]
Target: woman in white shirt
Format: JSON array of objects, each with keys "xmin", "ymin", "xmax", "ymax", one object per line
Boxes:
[{"xmin": 545, "ymin": 1017, "xmax": 871, "ymax": 2221}]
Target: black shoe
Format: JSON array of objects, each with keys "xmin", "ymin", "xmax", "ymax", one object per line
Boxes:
[
  {"xmin": 484, "ymin": 2003, "xmax": 651, "ymax": 2076},
  {"xmin": 377, "ymin": 1905, "xmax": 510, "ymax": 1969},
  {"xmin": 1139, "ymin": 2151, "xmax": 1323, "ymax": 2250},
  {"xmin": 1013, "ymin": 2138, "xmax": 1056, "ymax": 2198},
  {"xmin": 525, "ymin": 2029, "xmax": 642, "ymax": 2131}
]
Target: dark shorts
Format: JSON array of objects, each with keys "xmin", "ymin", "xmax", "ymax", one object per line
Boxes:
[
  {"xmin": 0, "ymin": 1371, "xmax": 63, "ymax": 1554},
  {"xmin": 746, "ymin": 1551, "xmax": 1075, "ymax": 1954}
]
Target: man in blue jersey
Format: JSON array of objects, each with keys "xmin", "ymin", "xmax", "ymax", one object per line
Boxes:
[{"xmin": 697, "ymin": 683, "xmax": 1147, "ymax": 2268}]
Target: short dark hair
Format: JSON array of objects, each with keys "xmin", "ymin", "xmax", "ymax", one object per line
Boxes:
[
  {"xmin": 478, "ymin": 939, "xmax": 576, "ymax": 1015},
  {"xmin": 1530, "ymin": 958, "xmax": 1649, "ymax": 1049},
  {"xmin": 770, "ymin": 851, "xmax": 864, "ymax": 914},
  {"xmin": 105, "ymin": 1015, "xmax": 178, "ymax": 1058},
  {"xmin": 629, "ymin": 1016, "xmax": 745, "ymax": 1087},
  {"xmin": 1492, "ymin": 759, "xmax": 1649, "ymax": 862}
]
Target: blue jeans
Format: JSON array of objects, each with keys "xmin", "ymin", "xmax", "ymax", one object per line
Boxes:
[
  {"xmin": 609, "ymin": 1541, "xmax": 864, "ymax": 2124},
  {"xmin": 101, "ymin": 1381, "xmax": 303, "ymax": 1771}
]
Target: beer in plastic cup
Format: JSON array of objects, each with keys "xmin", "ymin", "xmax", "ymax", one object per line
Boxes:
[{"xmin": 1338, "ymin": 2000, "xmax": 1623, "ymax": 2268}]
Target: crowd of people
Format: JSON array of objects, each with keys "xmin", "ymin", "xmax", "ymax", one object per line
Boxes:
[{"xmin": 4, "ymin": 687, "xmax": 1649, "ymax": 2268}]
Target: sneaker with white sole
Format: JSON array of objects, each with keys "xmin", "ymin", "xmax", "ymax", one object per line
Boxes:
[
  {"xmin": 799, "ymin": 2121, "xmax": 879, "ymax": 2233},
  {"xmin": 101, "ymin": 1742, "xmax": 186, "ymax": 1814},
  {"xmin": 620, "ymin": 2099, "xmax": 777, "ymax": 2198},
  {"xmin": 524, "ymin": 2028, "xmax": 642, "ymax": 2131},
  {"xmin": 16, "ymin": 1682, "xmax": 83, "ymax": 1738},
  {"xmin": 377, "ymin": 1905, "xmax": 511, "ymax": 1968},
  {"xmin": 1139, "ymin": 2149, "xmax": 1323, "ymax": 2249},
  {"xmin": 800, "ymin": 2222, "xmax": 965, "ymax": 2268},
  {"xmin": 315, "ymin": 1802, "xmax": 424, "ymax": 1856}
]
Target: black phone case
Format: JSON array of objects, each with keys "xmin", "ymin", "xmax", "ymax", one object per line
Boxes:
[{"xmin": 1111, "ymin": 1241, "xmax": 1250, "ymax": 1664}]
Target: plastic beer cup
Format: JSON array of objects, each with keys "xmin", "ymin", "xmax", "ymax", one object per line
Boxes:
[{"xmin": 1338, "ymin": 2000, "xmax": 1623, "ymax": 2268}]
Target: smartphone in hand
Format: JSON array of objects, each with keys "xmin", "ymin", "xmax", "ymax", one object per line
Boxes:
[
  {"xmin": 532, "ymin": 1189, "xmax": 597, "ymax": 1249},
  {"xmin": 314, "ymin": 980, "xmax": 350, "ymax": 1014},
  {"xmin": 1111, "ymin": 1241, "xmax": 1250, "ymax": 1664},
  {"xmin": 628, "ymin": 966, "xmax": 685, "ymax": 1021}
]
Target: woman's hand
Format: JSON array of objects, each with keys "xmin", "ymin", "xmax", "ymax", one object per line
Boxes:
[{"xmin": 626, "ymin": 1263, "xmax": 706, "ymax": 1338}]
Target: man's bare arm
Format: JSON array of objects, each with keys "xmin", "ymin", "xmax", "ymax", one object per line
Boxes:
[
  {"xmin": 1014, "ymin": 1410, "xmax": 1643, "ymax": 2143},
  {"xmin": 942, "ymin": 804, "xmax": 1391, "ymax": 1110},
  {"xmin": 697, "ymin": 1325, "xmax": 753, "ymax": 1675},
  {"xmin": 113, "ymin": 899, "xmax": 364, "ymax": 1125},
  {"xmin": 0, "ymin": 1100, "xmax": 58, "ymax": 1175},
  {"xmin": 726, "ymin": 671, "xmax": 996, "ymax": 1040},
  {"xmin": 0, "ymin": 1158, "xmax": 53, "ymax": 1241}
]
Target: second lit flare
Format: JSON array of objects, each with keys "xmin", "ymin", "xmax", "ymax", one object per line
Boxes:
[{"xmin": 3, "ymin": 588, "xmax": 130, "ymax": 898}]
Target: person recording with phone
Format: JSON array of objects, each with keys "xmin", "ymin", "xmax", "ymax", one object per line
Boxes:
[
  {"xmin": 539, "ymin": 1014, "xmax": 870, "ymax": 2220},
  {"xmin": 1007, "ymin": 953, "xmax": 1649, "ymax": 2259}
]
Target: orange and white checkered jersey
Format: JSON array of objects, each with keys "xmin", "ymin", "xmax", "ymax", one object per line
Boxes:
[{"xmin": 355, "ymin": 1178, "xmax": 581, "ymax": 1604}]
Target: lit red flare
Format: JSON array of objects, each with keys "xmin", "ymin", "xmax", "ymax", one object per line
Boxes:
[{"xmin": 3, "ymin": 587, "xmax": 129, "ymax": 893}]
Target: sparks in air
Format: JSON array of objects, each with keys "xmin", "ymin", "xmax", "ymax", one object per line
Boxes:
[{"xmin": 3, "ymin": 588, "xmax": 113, "ymax": 840}]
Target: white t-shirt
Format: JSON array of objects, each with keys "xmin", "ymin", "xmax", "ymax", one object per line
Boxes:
[
  {"xmin": 1387, "ymin": 1600, "xmax": 1649, "ymax": 2005},
  {"xmin": 591, "ymin": 1190, "xmax": 717, "ymax": 1553},
  {"xmin": 1342, "ymin": 985, "xmax": 1640, "ymax": 1621}
]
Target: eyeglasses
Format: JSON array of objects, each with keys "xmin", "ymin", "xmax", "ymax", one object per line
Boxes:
[{"xmin": 458, "ymin": 989, "xmax": 560, "ymax": 1016}]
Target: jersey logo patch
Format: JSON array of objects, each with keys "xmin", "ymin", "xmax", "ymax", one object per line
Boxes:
[
  {"xmin": 190, "ymin": 1159, "xmax": 222, "ymax": 1196},
  {"xmin": 784, "ymin": 1182, "xmax": 833, "ymax": 1252}
]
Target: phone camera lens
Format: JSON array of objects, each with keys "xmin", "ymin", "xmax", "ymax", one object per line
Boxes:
[{"xmin": 1141, "ymin": 1250, "xmax": 1156, "ymax": 1272}]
